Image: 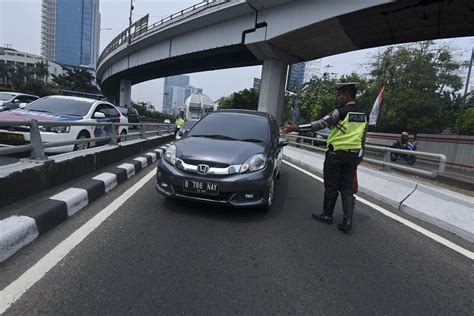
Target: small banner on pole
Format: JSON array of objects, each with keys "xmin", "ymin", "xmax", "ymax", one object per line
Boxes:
[{"xmin": 369, "ymin": 86, "xmax": 384, "ymax": 126}]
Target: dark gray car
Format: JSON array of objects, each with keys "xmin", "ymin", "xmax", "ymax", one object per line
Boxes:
[{"xmin": 156, "ymin": 110, "xmax": 288, "ymax": 212}]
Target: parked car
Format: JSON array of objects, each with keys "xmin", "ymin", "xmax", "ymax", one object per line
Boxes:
[
  {"xmin": 0, "ymin": 92, "xmax": 39, "ymax": 111},
  {"xmin": 156, "ymin": 109, "xmax": 288, "ymax": 212},
  {"xmin": 0, "ymin": 95, "xmax": 128, "ymax": 153},
  {"xmin": 175, "ymin": 119, "xmax": 199, "ymax": 140},
  {"xmin": 116, "ymin": 106, "xmax": 140, "ymax": 128}
]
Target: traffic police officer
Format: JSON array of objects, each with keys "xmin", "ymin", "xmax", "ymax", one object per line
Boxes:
[
  {"xmin": 283, "ymin": 82, "xmax": 367, "ymax": 233},
  {"xmin": 175, "ymin": 110, "xmax": 186, "ymax": 134}
]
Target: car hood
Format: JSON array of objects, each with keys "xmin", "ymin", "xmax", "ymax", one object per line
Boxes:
[
  {"xmin": 176, "ymin": 137, "xmax": 266, "ymax": 165},
  {"xmin": 0, "ymin": 109, "xmax": 82, "ymax": 122}
]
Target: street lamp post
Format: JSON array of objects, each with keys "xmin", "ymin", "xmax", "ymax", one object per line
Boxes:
[{"xmin": 128, "ymin": 0, "xmax": 134, "ymax": 44}]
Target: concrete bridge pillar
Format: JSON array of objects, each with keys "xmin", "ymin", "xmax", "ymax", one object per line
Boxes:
[
  {"xmin": 119, "ymin": 79, "xmax": 132, "ymax": 107},
  {"xmin": 257, "ymin": 59, "xmax": 288, "ymax": 124}
]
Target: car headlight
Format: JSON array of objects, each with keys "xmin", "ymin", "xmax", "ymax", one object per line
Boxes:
[
  {"xmin": 39, "ymin": 125, "xmax": 71, "ymax": 133},
  {"xmin": 164, "ymin": 144, "xmax": 177, "ymax": 165},
  {"xmin": 240, "ymin": 154, "xmax": 266, "ymax": 173}
]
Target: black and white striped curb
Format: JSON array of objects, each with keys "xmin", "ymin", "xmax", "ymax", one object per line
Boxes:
[{"xmin": 0, "ymin": 143, "xmax": 173, "ymax": 263}]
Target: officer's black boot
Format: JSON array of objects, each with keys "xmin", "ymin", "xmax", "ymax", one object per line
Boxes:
[
  {"xmin": 312, "ymin": 194, "xmax": 336, "ymax": 224},
  {"xmin": 337, "ymin": 195, "xmax": 354, "ymax": 232}
]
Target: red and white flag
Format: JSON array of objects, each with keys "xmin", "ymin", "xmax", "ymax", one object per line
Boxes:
[{"xmin": 369, "ymin": 86, "xmax": 384, "ymax": 126}]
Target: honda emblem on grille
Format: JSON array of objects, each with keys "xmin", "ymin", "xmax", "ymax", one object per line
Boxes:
[{"xmin": 197, "ymin": 164, "xmax": 210, "ymax": 174}]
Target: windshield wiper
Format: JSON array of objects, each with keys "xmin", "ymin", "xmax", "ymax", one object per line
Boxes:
[
  {"xmin": 190, "ymin": 134, "xmax": 237, "ymax": 140},
  {"xmin": 28, "ymin": 109, "xmax": 51, "ymax": 113},
  {"xmin": 240, "ymin": 138, "xmax": 263, "ymax": 143}
]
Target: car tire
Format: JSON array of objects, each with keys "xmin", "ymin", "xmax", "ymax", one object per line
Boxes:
[
  {"xmin": 259, "ymin": 176, "xmax": 275, "ymax": 213},
  {"xmin": 74, "ymin": 131, "xmax": 90, "ymax": 151},
  {"xmin": 118, "ymin": 130, "xmax": 127, "ymax": 143}
]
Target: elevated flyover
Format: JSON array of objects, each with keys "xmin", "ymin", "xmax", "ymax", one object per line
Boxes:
[{"xmin": 97, "ymin": 0, "xmax": 474, "ymax": 121}]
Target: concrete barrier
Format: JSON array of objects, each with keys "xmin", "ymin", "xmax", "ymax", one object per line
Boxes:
[
  {"xmin": 0, "ymin": 135, "xmax": 173, "ymax": 208},
  {"xmin": 283, "ymin": 145, "xmax": 474, "ymax": 242}
]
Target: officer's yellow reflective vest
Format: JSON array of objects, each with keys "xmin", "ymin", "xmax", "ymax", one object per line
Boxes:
[
  {"xmin": 176, "ymin": 117, "xmax": 185, "ymax": 128},
  {"xmin": 327, "ymin": 112, "xmax": 367, "ymax": 151}
]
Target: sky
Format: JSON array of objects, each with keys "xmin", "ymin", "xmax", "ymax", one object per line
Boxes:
[{"xmin": 1, "ymin": 0, "xmax": 473, "ymax": 111}]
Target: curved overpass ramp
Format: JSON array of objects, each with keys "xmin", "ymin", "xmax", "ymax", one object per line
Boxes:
[{"xmin": 97, "ymin": 0, "xmax": 473, "ymax": 121}]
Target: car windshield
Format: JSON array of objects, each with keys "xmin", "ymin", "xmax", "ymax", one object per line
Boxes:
[
  {"xmin": 0, "ymin": 93, "xmax": 15, "ymax": 101},
  {"xmin": 181, "ymin": 120, "xmax": 198, "ymax": 130},
  {"xmin": 187, "ymin": 112, "xmax": 269, "ymax": 142},
  {"xmin": 24, "ymin": 97, "xmax": 93, "ymax": 116}
]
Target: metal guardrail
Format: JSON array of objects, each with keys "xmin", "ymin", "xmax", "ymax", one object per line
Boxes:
[
  {"xmin": 0, "ymin": 120, "xmax": 176, "ymax": 161},
  {"xmin": 97, "ymin": 0, "xmax": 220, "ymax": 66},
  {"xmin": 286, "ymin": 134, "xmax": 447, "ymax": 178}
]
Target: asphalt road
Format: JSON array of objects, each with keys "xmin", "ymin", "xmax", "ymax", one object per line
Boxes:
[{"xmin": 0, "ymin": 163, "xmax": 472, "ymax": 315}]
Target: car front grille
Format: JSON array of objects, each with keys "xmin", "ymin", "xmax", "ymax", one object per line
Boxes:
[{"xmin": 181, "ymin": 159, "xmax": 229, "ymax": 168}]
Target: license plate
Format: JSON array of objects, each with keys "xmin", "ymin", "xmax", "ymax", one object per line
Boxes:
[
  {"xmin": 0, "ymin": 132, "xmax": 24, "ymax": 142},
  {"xmin": 183, "ymin": 179, "xmax": 219, "ymax": 195}
]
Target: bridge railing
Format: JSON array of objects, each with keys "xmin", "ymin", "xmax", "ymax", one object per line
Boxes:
[
  {"xmin": 286, "ymin": 134, "xmax": 447, "ymax": 178},
  {"xmin": 0, "ymin": 120, "xmax": 175, "ymax": 161},
  {"xmin": 97, "ymin": 0, "xmax": 220, "ymax": 66}
]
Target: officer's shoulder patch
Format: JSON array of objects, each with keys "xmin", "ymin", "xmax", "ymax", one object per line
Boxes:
[{"xmin": 348, "ymin": 113, "xmax": 366, "ymax": 123}]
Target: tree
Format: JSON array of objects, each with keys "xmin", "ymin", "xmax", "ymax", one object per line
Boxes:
[
  {"xmin": 460, "ymin": 107, "xmax": 474, "ymax": 135},
  {"xmin": 34, "ymin": 61, "xmax": 49, "ymax": 82},
  {"xmin": 52, "ymin": 67, "xmax": 98, "ymax": 93},
  {"xmin": 364, "ymin": 41, "xmax": 466, "ymax": 133},
  {"xmin": 288, "ymin": 72, "xmax": 368, "ymax": 124},
  {"xmin": 218, "ymin": 88, "xmax": 259, "ymax": 110}
]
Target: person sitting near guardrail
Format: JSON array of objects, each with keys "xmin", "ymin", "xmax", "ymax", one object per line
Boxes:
[
  {"xmin": 397, "ymin": 131, "xmax": 410, "ymax": 147},
  {"xmin": 282, "ymin": 82, "xmax": 368, "ymax": 233}
]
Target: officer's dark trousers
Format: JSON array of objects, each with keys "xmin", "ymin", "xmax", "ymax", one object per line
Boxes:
[{"xmin": 323, "ymin": 150, "xmax": 358, "ymax": 219}]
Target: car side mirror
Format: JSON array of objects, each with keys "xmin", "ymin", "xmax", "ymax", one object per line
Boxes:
[
  {"xmin": 93, "ymin": 112, "xmax": 106, "ymax": 119},
  {"xmin": 183, "ymin": 129, "xmax": 190, "ymax": 136},
  {"xmin": 278, "ymin": 137, "xmax": 289, "ymax": 147},
  {"xmin": 12, "ymin": 99, "xmax": 20, "ymax": 103}
]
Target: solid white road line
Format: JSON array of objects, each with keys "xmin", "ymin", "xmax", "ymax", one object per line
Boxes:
[
  {"xmin": 0, "ymin": 216, "xmax": 39, "ymax": 263},
  {"xmin": 50, "ymin": 188, "xmax": 89, "ymax": 217},
  {"xmin": 0, "ymin": 168, "xmax": 156, "ymax": 314},
  {"xmin": 117, "ymin": 163, "xmax": 136, "ymax": 178},
  {"xmin": 134, "ymin": 157, "xmax": 148, "ymax": 169},
  {"xmin": 282, "ymin": 160, "xmax": 474, "ymax": 260},
  {"xmin": 92, "ymin": 172, "xmax": 118, "ymax": 193}
]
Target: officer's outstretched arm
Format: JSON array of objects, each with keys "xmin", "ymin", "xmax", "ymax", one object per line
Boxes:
[{"xmin": 297, "ymin": 109, "xmax": 340, "ymax": 132}]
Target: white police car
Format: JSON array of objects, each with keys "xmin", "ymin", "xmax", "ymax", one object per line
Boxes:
[{"xmin": 0, "ymin": 96, "xmax": 128, "ymax": 153}]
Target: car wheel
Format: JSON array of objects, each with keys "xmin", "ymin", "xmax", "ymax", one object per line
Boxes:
[
  {"xmin": 260, "ymin": 177, "xmax": 275, "ymax": 213},
  {"xmin": 74, "ymin": 131, "xmax": 90, "ymax": 151},
  {"xmin": 118, "ymin": 130, "xmax": 127, "ymax": 143}
]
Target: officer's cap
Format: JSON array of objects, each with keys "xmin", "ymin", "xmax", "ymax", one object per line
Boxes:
[{"xmin": 335, "ymin": 82, "xmax": 358, "ymax": 90}]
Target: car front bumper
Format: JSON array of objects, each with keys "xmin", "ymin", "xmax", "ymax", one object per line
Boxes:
[{"xmin": 156, "ymin": 158, "xmax": 274, "ymax": 208}]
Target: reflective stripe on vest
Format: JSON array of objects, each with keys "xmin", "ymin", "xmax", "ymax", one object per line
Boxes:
[{"xmin": 327, "ymin": 112, "xmax": 367, "ymax": 151}]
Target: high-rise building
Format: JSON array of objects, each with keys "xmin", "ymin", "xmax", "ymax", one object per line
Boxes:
[
  {"xmin": 286, "ymin": 62, "xmax": 306, "ymax": 92},
  {"xmin": 253, "ymin": 78, "xmax": 261, "ymax": 91},
  {"xmin": 41, "ymin": 0, "xmax": 101, "ymax": 67},
  {"xmin": 162, "ymin": 75, "xmax": 190, "ymax": 114}
]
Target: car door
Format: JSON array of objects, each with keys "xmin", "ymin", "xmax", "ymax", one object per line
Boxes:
[{"xmin": 92, "ymin": 104, "xmax": 112, "ymax": 138}]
